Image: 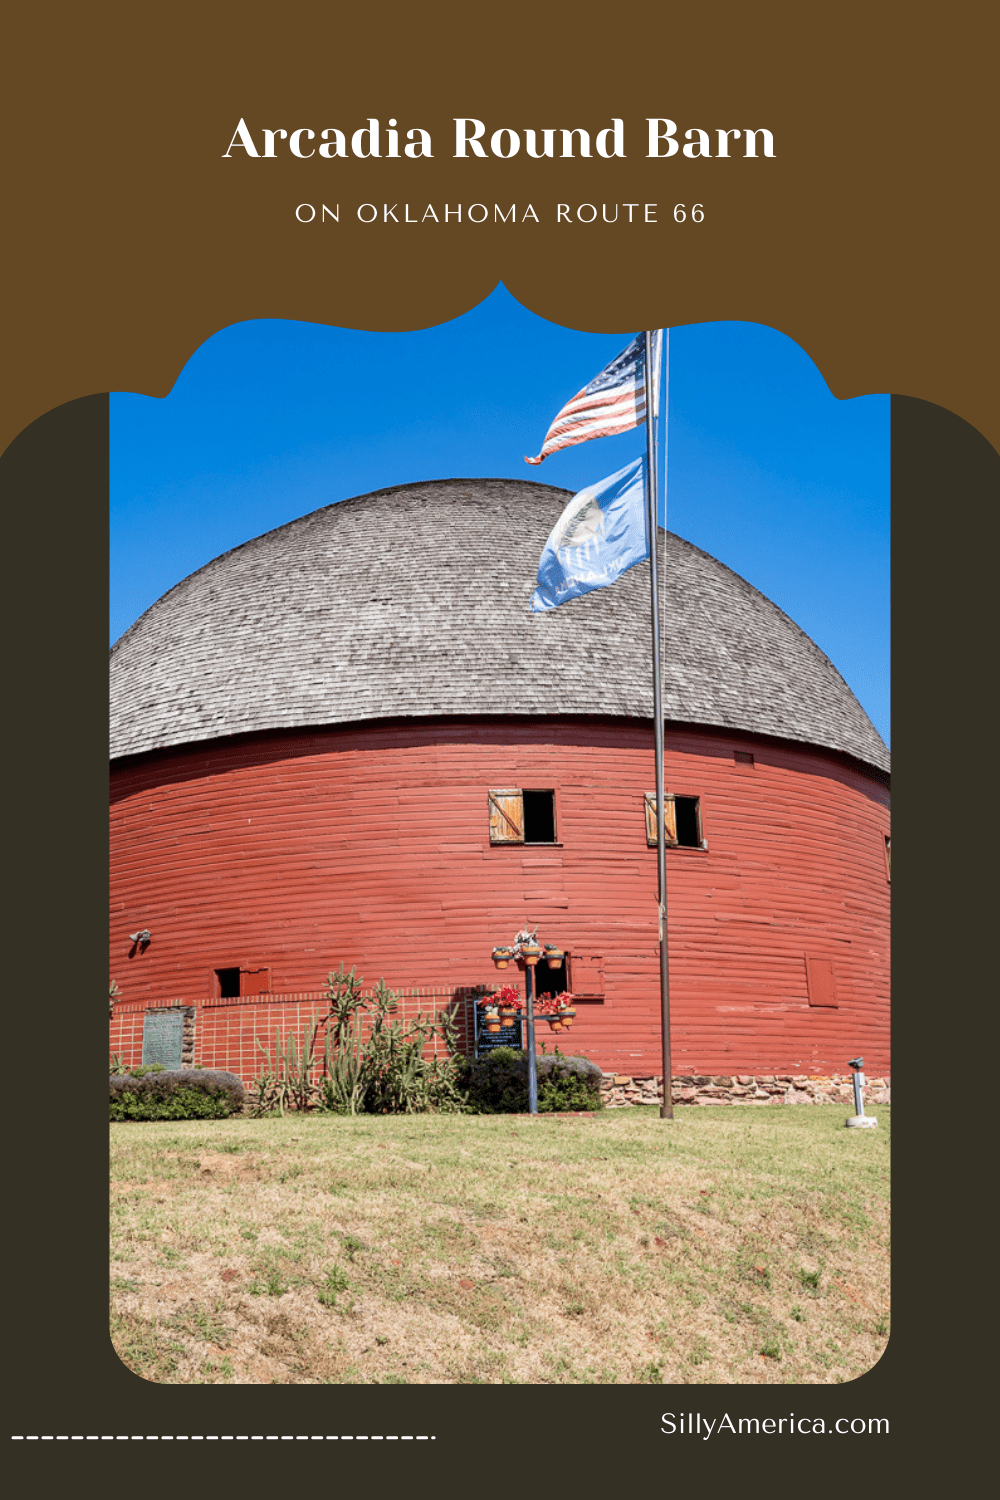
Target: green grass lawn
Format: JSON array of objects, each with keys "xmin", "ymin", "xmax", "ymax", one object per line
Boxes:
[{"xmin": 110, "ymin": 1104, "xmax": 890, "ymax": 1384}]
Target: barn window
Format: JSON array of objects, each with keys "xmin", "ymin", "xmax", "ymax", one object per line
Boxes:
[
  {"xmin": 536, "ymin": 951, "xmax": 605, "ymax": 1000},
  {"xmin": 215, "ymin": 966, "xmax": 271, "ymax": 998},
  {"xmin": 488, "ymin": 789, "xmax": 557, "ymax": 844},
  {"xmin": 884, "ymin": 835, "xmax": 891, "ymax": 881},
  {"xmin": 645, "ymin": 793, "xmax": 706, "ymax": 849},
  {"xmin": 523, "ymin": 790, "xmax": 556, "ymax": 843},
  {"xmin": 536, "ymin": 954, "xmax": 568, "ymax": 1000}
]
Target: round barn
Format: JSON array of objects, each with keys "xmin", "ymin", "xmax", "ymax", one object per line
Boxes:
[{"xmin": 109, "ymin": 478, "xmax": 890, "ymax": 1104}]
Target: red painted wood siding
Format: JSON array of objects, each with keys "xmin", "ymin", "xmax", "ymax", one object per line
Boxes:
[{"xmin": 110, "ymin": 717, "xmax": 890, "ymax": 1076}]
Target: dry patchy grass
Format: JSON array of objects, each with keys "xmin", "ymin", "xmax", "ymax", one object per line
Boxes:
[{"xmin": 109, "ymin": 1105, "xmax": 890, "ymax": 1385}]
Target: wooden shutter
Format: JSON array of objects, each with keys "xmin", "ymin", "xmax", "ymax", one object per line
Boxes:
[
  {"xmin": 489, "ymin": 789, "xmax": 525, "ymax": 844},
  {"xmin": 645, "ymin": 793, "xmax": 678, "ymax": 847},
  {"xmin": 240, "ymin": 967, "xmax": 271, "ymax": 996},
  {"xmin": 805, "ymin": 957, "xmax": 838, "ymax": 1008},
  {"xmin": 569, "ymin": 952, "xmax": 604, "ymax": 998}
]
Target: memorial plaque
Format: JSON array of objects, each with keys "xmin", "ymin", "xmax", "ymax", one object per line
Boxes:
[{"xmin": 142, "ymin": 1009, "xmax": 184, "ymax": 1069}]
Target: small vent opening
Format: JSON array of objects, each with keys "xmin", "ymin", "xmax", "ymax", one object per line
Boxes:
[{"xmin": 734, "ymin": 750, "xmax": 755, "ymax": 766}]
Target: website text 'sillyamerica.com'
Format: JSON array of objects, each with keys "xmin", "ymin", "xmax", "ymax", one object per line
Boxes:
[{"xmin": 661, "ymin": 1414, "xmax": 889, "ymax": 1439}]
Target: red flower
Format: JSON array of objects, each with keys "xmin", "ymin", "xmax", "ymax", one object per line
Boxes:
[
  {"xmin": 479, "ymin": 985, "xmax": 522, "ymax": 1009},
  {"xmin": 534, "ymin": 993, "xmax": 575, "ymax": 1014}
]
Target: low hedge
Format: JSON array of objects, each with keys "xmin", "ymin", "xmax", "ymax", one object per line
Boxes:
[
  {"xmin": 460, "ymin": 1048, "xmax": 604, "ymax": 1114},
  {"xmin": 109, "ymin": 1068, "xmax": 245, "ymax": 1121}
]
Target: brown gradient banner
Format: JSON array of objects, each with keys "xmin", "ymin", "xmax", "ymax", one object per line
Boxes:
[{"xmin": 4, "ymin": 1, "xmax": 997, "ymax": 454}]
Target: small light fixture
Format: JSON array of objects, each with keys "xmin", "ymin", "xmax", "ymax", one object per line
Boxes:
[{"xmin": 129, "ymin": 929, "xmax": 152, "ymax": 946}]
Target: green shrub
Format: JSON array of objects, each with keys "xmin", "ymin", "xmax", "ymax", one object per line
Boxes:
[
  {"xmin": 460, "ymin": 1048, "xmax": 603, "ymax": 1114},
  {"xmin": 458, "ymin": 1047, "xmax": 527, "ymax": 1114},
  {"xmin": 109, "ymin": 1068, "xmax": 244, "ymax": 1121},
  {"xmin": 253, "ymin": 966, "xmax": 468, "ymax": 1117},
  {"xmin": 539, "ymin": 1056, "xmax": 604, "ymax": 1113}
]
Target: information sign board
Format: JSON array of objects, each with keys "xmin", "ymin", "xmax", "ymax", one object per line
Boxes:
[
  {"xmin": 474, "ymin": 1013, "xmax": 523, "ymax": 1058},
  {"xmin": 142, "ymin": 1009, "xmax": 184, "ymax": 1069}
]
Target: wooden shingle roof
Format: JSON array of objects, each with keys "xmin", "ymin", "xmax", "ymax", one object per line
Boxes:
[{"xmin": 110, "ymin": 478, "xmax": 889, "ymax": 773}]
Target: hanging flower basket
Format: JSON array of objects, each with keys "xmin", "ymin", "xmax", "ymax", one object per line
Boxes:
[
  {"xmin": 485, "ymin": 985, "xmax": 522, "ymax": 1025},
  {"xmin": 520, "ymin": 942, "xmax": 542, "ymax": 966},
  {"xmin": 543, "ymin": 946, "xmax": 565, "ymax": 969},
  {"xmin": 532, "ymin": 993, "xmax": 577, "ymax": 1031},
  {"xmin": 483, "ymin": 1009, "xmax": 502, "ymax": 1033},
  {"xmin": 492, "ymin": 947, "xmax": 514, "ymax": 970}
]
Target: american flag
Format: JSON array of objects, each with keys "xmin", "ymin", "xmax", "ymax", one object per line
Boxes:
[{"xmin": 525, "ymin": 330, "xmax": 662, "ymax": 465}]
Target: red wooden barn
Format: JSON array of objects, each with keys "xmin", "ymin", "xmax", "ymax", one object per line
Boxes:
[{"xmin": 109, "ymin": 479, "xmax": 890, "ymax": 1102}]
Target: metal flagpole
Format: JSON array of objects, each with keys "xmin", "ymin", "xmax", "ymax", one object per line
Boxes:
[{"xmin": 643, "ymin": 329, "xmax": 673, "ymax": 1120}]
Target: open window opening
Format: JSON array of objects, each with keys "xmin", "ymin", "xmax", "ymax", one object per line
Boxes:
[
  {"xmin": 645, "ymin": 793, "xmax": 706, "ymax": 849},
  {"xmin": 884, "ymin": 834, "xmax": 891, "ymax": 881},
  {"xmin": 535, "ymin": 951, "xmax": 605, "ymax": 1000},
  {"xmin": 674, "ymin": 796, "xmax": 702, "ymax": 848},
  {"xmin": 523, "ymin": 790, "xmax": 556, "ymax": 843},
  {"xmin": 536, "ymin": 956, "xmax": 568, "ymax": 1000},
  {"xmin": 216, "ymin": 967, "xmax": 240, "ymax": 998},
  {"xmin": 488, "ymin": 788, "xmax": 557, "ymax": 844}
]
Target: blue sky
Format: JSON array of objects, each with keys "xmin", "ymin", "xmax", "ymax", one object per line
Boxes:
[{"xmin": 111, "ymin": 285, "xmax": 890, "ymax": 745}]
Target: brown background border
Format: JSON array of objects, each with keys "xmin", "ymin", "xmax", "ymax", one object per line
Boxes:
[{"xmin": 5, "ymin": 0, "xmax": 996, "ymax": 1475}]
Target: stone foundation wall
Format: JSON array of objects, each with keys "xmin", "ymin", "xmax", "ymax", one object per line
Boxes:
[
  {"xmin": 181, "ymin": 1007, "xmax": 196, "ymax": 1068},
  {"xmin": 599, "ymin": 1073, "xmax": 891, "ymax": 1108}
]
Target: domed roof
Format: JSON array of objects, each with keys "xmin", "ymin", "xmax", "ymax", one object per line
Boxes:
[{"xmin": 110, "ymin": 478, "xmax": 889, "ymax": 774}]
